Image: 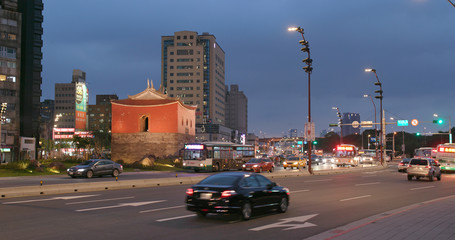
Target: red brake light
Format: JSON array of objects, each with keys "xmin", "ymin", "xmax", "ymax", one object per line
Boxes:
[
  {"xmin": 186, "ymin": 188, "xmax": 194, "ymax": 196},
  {"xmin": 221, "ymin": 190, "xmax": 236, "ymax": 198}
]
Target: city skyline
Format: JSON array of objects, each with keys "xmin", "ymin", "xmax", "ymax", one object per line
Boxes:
[{"xmin": 41, "ymin": 0, "xmax": 455, "ymax": 137}]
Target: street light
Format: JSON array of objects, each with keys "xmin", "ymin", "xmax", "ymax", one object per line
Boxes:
[
  {"xmin": 363, "ymin": 94, "xmax": 378, "ymax": 161},
  {"xmin": 332, "ymin": 107, "xmax": 343, "ymax": 144},
  {"xmin": 365, "ymin": 68, "xmax": 384, "ymax": 165},
  {"xmin": 289, "ymin": 26, "xmax": 313, "ymax": 174}
]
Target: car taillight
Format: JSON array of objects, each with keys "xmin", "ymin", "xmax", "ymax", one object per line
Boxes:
[
  {"xmin": 186, "ymin": 188, "xmax": 194, "ymax": 196},
  {"xmin": 425, "ymin": 166, "xmax": 430, "ymax": 169},
  {"xmin": 407, "ymin": 164, "xmax": 411, "ymax": 168},
  {"xmin": 221, "ymin": 190, "xmax": 236, "ymax": 198}
]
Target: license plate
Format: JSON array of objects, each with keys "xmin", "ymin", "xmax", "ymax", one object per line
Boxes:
[
  {"xmin": 199, "ymin": 193, "xmax": 212, "ymax": 200},
  {"xmin": 69, "ymin": 172, "xmax": 73, "ymax": 175},
  {"xmin": 246, "ymin": 168, "xmax": 251, "ymax": 170}
]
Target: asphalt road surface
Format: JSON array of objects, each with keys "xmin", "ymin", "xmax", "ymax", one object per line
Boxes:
[{"xmin": 2, "ymin": 165, "xmax": 454, "ymax": 240}]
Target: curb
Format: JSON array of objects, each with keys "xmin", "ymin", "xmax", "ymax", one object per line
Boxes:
[{"xmin": 0, "ymin": 165, "xmax": 387, "ymax": 199}]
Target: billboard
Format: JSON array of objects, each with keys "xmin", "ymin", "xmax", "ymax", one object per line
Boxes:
[{"xmin": 75, "ymin": 83, "xmax": 88, "ymax": 130}]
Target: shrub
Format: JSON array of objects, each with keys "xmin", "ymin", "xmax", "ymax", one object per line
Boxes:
[{"xmin": 6, "ymin": 161, "xmax": 29, "ymax": 170}]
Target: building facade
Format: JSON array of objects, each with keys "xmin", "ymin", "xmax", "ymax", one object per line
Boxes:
[
  {"xmin": 161, "ymin": 31, "xmax": 226, "ymax": 126},
  {"xmin": 341, "ymin": 112, "xmax": 361, "ymax": 136},
  {"xmin": 54, "ymin": 69, "xmax": 89, "ymax": 132},
  {"xmin": 111, "ymin": 82, "xmax": 196, "ymax": 163},
  {"xmin": 18, "ymin": 0, "xmax": 43, "ymax": 141},
  {"xmin": 88, "ymin": 94, "xmax": 118, "ymax": 132},
  {"xmin": 0, "ymin": 0, "xmax": 21, "ymax": 162},
  {"xmin": 39, "ymin": 99, "xmax": 53, "ymax": 140},
  {"xmin": 225, "ymin": 84, "xmax": 248, "ymax": 137}
]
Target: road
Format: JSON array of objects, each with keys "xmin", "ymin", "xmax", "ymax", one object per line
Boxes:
[{"xmin": 1, "ymin": 165, "xmax": 454, "ymax": 240}]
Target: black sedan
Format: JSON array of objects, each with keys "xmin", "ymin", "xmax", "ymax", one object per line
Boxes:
[
  {"xmin": 67, "ymin": 159, "xmax": 123, "ymax": 178},
  {"xmin": 185, "ymin": 172, "xmax": 289, "ymax": 220}
]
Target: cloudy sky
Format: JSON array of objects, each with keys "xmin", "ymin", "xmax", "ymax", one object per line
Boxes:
[{"xmin": 41, "ymin": 0, "xmax": 454, "ymax": 137}]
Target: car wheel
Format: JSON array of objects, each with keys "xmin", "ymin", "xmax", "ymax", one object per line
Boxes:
[
  {"xmin": 70, "ymin": 176, "xmax": 76, "ymax": 178},
  {"xmin": 428, "ymin": 173, "xmax": 434, "ymax": 182},
  {"xmin": 416, "ymin": 176, "xmax": 421, "ymax": 180},
  {"xmin": 437, "ymin": 173, "xmax": 442, "ymax": 181},
  {"xmin": 241, "ymin": 202, "xmax": 252, "ymax": 220},
  {"xmin": 112, "ymin": 169, "xmax": 119, "ymax": 177},
  {"xmin": 197, "ymin": 211, "xmax": 207, "ymax": 218},
  {"xmin": 407, "ymin": 175, "xmax": 412, "ymax": 181},
  {"xmin": 277, "ymin": 197, "xmax": 288, "ymax": 213},
  {"xmin": 283, "ymin": 166, "xmax": 286, "ymax": 169},
  {"xmin": 86, "ymin": 170, "xmax": 93, "ymax": 179}
]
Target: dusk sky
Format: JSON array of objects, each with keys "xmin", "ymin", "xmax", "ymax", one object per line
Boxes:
[{"xmin": 41, "ymin": 0, "xmax": 454, "ymax": 137}]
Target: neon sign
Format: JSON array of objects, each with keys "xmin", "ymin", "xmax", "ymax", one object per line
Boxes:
[
  {"xmin": 185, "ymin": 144, "xmax": 204, "ymax": 150},
  {"xmin": 438, "ymin": 147, "xmax": 455, "ymax": 153},
  {"xmin": 337, "ymin": 146, "xmax": 354, "ymax": 151}
]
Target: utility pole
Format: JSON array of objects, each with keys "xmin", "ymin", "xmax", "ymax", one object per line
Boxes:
[{"xmin": 449, "ymin": 0, "xmax": 455, "ymax": 8}]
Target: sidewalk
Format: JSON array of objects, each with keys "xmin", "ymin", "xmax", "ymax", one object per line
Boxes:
[{"xmin": 306, "ymin": 195, "xmax": 455, "ymax": 240}]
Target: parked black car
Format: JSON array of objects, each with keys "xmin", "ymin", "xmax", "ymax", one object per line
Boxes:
[
  {"xmin": 67, "ymin": 159, "xmax": 123, "ymax": 178},
  {"xmin": 185, "ymin": 172, "xmax": 289, "ymax": 220}
]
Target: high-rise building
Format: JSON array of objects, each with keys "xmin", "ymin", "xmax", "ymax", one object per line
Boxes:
[
  {"xmin": 0, "ymin": 0, "xmax": 22, "ymax": 162},
  {"xmin": 225, "ymin": 84, "xmax": 247, "ymax": 135},
  {"xmin": 161, "ymin": 31, "xmax": 226, "ymax": 125},
  {"xmin": 341, "ymin": 113, "xmax": 361, "ymax": 136},
  {"xmin": 289, "ymin": 129, "xmax": 298, "ymax": 138},
  {"xmin": 54, "ymin": 69, "xmax": 89, "ymax": 131},
  {"xmin": 40, "ymin": 99, "xmax": 54, "ymax": 140},
  {"xmin": 18, "ymin": 0, "xmax": 43, "ymax": 140},
  {"xmin": 88, "ymin": 94, "xmax": 118, "ymax": 132}
]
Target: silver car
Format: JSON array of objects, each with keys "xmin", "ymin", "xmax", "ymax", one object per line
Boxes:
[{"xmin": 407, "ymin": 158, "xmax": 441, "ymax": 181}]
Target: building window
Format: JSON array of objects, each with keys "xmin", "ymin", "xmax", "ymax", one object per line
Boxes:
[{"xmin": 140, "ymin": 116, "xmax": 149, "ymax": 132}]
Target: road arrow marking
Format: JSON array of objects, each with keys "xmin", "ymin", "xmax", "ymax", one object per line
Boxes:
[
  {"xmin": 2, "ymin": 195, "xmax": 99, "ymax": 205},
  {"xmin": 76, "ymin": 200, "xmax": 166, "ymax": 212},
  {"xmin": 249, "ymin": 214, "xmax": 318, "ymax": 231}
]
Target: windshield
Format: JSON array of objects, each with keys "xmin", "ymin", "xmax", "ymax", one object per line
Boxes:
[
  {"xmin": 199, "ymin": 174, "xmax": 240, "ymax": 186},
  {"xmin": 247, "ymin": 158, "xmax": 261, "ymax": 163},
  {"xmin": 288, "ymin": 157, "xmax": 299, "ymax": 161},
  {"xmin": 184, "ymin": 150, "xmax": 204, "ymax": 160},
  {"xmin": 81, "ymin": 160, "xmax": 95, "ymax": 166}
]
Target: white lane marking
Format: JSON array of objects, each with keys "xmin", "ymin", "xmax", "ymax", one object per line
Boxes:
[
  {"xmin": 76, "ymin": 200, "xmax": 165, "ymax": 212},
  {"xmin": 362, "ymin": 175, "xmax": 377, "ymax": 178},
  {"xmin": 304, "ymin": 179, "xmax": 333, "ymax": 183},
  {"xmin": 355, "ymin": 182, "xmax": 380, "ymax": 186},
  {"xmin": 291, "ymin": 189, "xmax": 310, "ymax": 193},
  {"xmin": 340, "ymin": 195, "xmax": 372, "ymax": 202},
  {"xmin": 2, "ymin": 195, "xmax": 99, "ymax": 205},
  {"xmin": 364, "ymin": 171, "xmax": 382, "ymax": 174},
  {"xmin": 66, "ymin": 196, "xmax": 135, "ymax": 205},
  {"xmin": 140, "ymin": 205, "xmax": 185, "ymax": 214},
  {"xmin": 249, "ymin": 214, "xmax": 318, "ymax": 231},
  {"xmin": 156, "ymin": 214, "xmax": 196, "ymax": 222},
  {"xmin": 410, "ymin": 186, "xmax": 435, "ymax": 191}
]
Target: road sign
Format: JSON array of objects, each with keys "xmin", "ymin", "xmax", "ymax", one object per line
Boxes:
[
  {"xmin": 397, "ymin": 120, "xmax": 408, "ymax": 126},
  {"xmin": 304, "ymin": 122, "xmax": 315, "ymax": 141},
  {"xmin": 361, "ymin": 121, "xmax": 373, "ymax": 128},
  {"xmin": 411, "ymin": 119, "xmax": 419, "ymax": 126},
  {"xmin": 352, "ymin": 121, "xmax": 360, "ymax": 128}
]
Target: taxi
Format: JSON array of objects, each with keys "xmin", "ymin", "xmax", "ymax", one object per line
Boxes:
[{"xmin": 283, "ymin": 156, "xmax": 306, "ymax": 169}]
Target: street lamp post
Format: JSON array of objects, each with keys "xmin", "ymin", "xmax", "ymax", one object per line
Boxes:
[
  {"xmin": 363, "ymin": 94, "xmax": 378, "ymax": 161},
  {"xmin": 365, "ymin": 68, "xmax": 384, "ymax": 165},
  {"xmin": 289, "ymin": 26, "xmax": 313, "ymax": 174}
]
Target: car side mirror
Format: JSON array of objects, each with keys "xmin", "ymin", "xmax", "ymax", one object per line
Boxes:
[{"xmin": 267, "ymin": 182, "xmax": 277, "ymax": 189}]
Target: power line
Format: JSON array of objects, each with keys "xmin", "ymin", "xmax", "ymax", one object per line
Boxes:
[{"xmin": 449, "ymin": 0, "xmax": 455, "ymax": 8}]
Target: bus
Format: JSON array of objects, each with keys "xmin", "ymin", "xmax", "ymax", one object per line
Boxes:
[
  {"xmin": 333, "ymin": 144, "xmax": 359, "ymax": 167},
  {"xmin": 434, "ymin": 143, "xmax": 455, "ymax": 172},
  {"xmin": 182, "ymin": 142, "xmax": 255, "ymax": 172},
  {"xmin": 414, "ymin": 147, "xmax": 436, "ymax": 158}
]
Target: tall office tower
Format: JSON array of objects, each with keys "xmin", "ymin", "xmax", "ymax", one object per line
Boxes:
[
  {"xmin": 18, "ymin": 0, "xmax": 43, "ymax": 140},
  {"xmin": 161, "ymin": 31, "xmax": 226, "ymax": 125},
  {"xmin": 0, "ymin": 0, "xmax": 21, "ymax": 161},
  {"xmin": 40, "ymin": 99, "xmax": 54, "ymax": 140},
  {"xmin": 341, "ymin": 112, "xmax": 361, "ymax": 136},
  {"xmin": 225, "ymin": 84, "xmax": 248, "ymax": 135},
  {"xmin": 54, "ymin": 69, "xmax": 89, "ymax": 130},
  {"xmin": 289, "ymin": 129, "xmax": 297, "ymax": 138},
  {"xmin": 88, "ymin": 94, "xmax": 118, "ymax": 132}
]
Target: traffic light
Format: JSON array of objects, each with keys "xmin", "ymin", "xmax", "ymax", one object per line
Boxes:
[
  {"xmin": 416, "ymin": 132, "xmax": 421, "ymax": 136},
  {"xmin": 433, "ymin": 119, "xmax": 444, "ymax": 125},
  {"xmin": 312, "ymin": 141, "xmax": 318, "ymax": 145}
]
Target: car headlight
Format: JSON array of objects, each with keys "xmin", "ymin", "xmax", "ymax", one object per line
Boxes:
[
  {"xmin": 77, "ymin": 169, "xmax": 85, "ymax": 172},
  {"xmin": 242, "ymin": 164, "xmax": 246, "ymax": 168},
  {"xmin": 183, "ymin": 163, "xmax": 186, "ymax": 166},
  {"xmin": 253, "ymin": 165, "xmax": 258, "ymax": 168},
  {"xmin": 199, "ymin": 163, "xmax": 204, "ymax": 167},
  {"xmin": 283, "ymin": 162, "xmax": 287, "ymax": 165}
]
